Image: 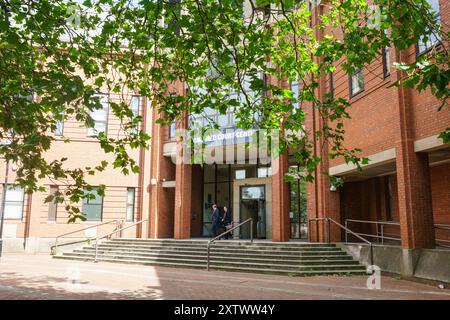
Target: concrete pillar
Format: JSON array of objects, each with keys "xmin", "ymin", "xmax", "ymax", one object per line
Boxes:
[
  {"xmin": 174, "ymin": 111, "xmax": 192, "ymax": 239},
  {"xmin": 271, "ymin": 152, "xmax": 290, "ymax": 242}
]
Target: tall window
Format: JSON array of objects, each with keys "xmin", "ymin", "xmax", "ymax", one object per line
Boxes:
[
  {"xmin": 329, "ymin": 72, "xmax": 334, "ymax": 98},
  {"xmin": 290, "ymin": 81, "xmax": 300, "ymax": 109},
  {"xmin": 55, "ymin": 111, "xmax": 64, "ymax": 136},
  {"xmin": 417, "ymin": 0, "xmax": 441, "ymax": 55},
  {"xmin": 126, "ymin": 188, "xmax": 135, "ymax": 222},
  {"xmin": 350, "ymin": 69, "xmax": 364, "ymax": 97},
  {"xmin": 87, "ymin": 94, "xmax": 109, "ymax": 137},
  {"xmin": 169, "ymin": 121, "xmax": 176, "ymax": 140},
  {"xmin": 382, "ymin": 29, "xmax": 391, "ymax": 78},
  {"xmin": 382, "ymin": 46, "xmax": 391, "ymax": 78},
  {"xmin": 3, "ymin": 185, "xmax": 25, "ymax": 219},
  {"xmin": 131, "ymin": 95, "xmax": 140, "ymax": 134},
  {"xmin": 48, "ymin": 185, "xmax": 58, "ymax": 221},
  {"xmin": 82, "ymin": 187, "xmax": 103, "ymax": 221}
]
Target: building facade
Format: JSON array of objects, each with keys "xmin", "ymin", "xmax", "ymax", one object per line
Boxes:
[{"xmin": 1, "ymin": 0, "xmax": 449, "ymax": 254}]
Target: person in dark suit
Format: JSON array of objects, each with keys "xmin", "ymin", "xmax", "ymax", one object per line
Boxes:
[
  {"xmin": 211, "ymin": 204, "xmax": 221, "ymax": 238},
  {"xmin": 221, "ymin": 206, "xmax": 232, "ymax": 239}
]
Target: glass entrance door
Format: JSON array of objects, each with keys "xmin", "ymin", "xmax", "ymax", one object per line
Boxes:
[{"xmin": 240, "ymin": 185, "xmax": 266, "ymax": 239}]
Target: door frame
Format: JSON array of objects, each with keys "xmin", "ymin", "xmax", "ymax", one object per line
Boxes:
[{"xmin": 239, "ymin": 184, "xmax": 266, "ymax": 239}]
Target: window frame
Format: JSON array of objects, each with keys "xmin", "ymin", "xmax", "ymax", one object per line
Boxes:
[
  {"xmin": 87, "ymin": 93, "xmax": 109, "ymax": 137},
  {"xmin": 48, "ymin": 185, "xmax": 59, "ymax": 221},
  {"xmin": 130, "ymin": 95, "xmax": 140, "ymax": 134},
  {"xmin": 3, "ymin": 185, "xmax": 25, "ymax": 220},
  {"xmin": 416, "ymin": 0, "xmax": 441, "ymax": 56},
  {"xmin": 329, "ymin": 72, "xmax": 334, "ymax": 98},
  {"xmin": 382, "ymin": 45, "xmax": 391, "ymax": 78},
  {"xmin": 82, "ymin": 187, "xmax": 104, "ymax": 221},
  {"xmin": 349, "ymin": 69, "xmax": 365, "ymax": 97},
  {"xmin": 126, "ymin": 187, "xmax": 135, "ymax": 222},
  {"xmin": 290, "ymin": 81, "xmax": 300, "ymax": 109},
  {"xmin": 54, "ymin": 111, "xmax": 64, "ymax": 136}
]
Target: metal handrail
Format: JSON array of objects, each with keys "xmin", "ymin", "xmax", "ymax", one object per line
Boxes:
[
  {"xmin": 308, "ymin": 217, "xmax": 374, "ymax": 269},
  {"xmin": 206, "ymin": 218, "xmax": 253, "ymax": 271},
  {"xmin": 345, "ymin": 219, "xmax": 400, "ymax": 226},
  {"xmin": 51, "ymin": 220, "xmax": 122, "ymax": 255},
  {"xmin": 345, "ymin": 219, "xmax": 450, "ymax": 248},
  {"xmin": 93, "ymin": 219, "xmax": 148, "ymax": 262}
]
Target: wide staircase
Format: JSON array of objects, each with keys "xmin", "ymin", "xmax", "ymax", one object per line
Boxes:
[{"xmin": 53, "ymin": 239, "xmax": 367, "ymax": 276}]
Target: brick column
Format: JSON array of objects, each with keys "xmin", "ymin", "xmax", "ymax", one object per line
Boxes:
[
  {"xmin": 306, "ymin": 3, "xmax": 341, "ymax": 243},
  {"xmin": 393, "ymin": 49, "xmax": 434, "ymax": 249},
  {"xmin": 271, "ymin": 151, "xmax": 290, "ymax": 242},
  {"xmin": 148, "ymin": 108, "xmax": 176, "ymax": 238},
  {"xmin": 174, "ymin": 111, "xmax": 192, "ymax": 239}
]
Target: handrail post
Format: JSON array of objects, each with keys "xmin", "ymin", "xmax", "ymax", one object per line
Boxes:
[
  {"xmin": 345, "ymin": 220, "xmax": 348, "ymax": 244},
  {"xmin": 250, "ymin": 219, "xmax": 254, "ymax": 243},
  {"xmin": 95, "ymin": 235, "xmax": 99, "ymax": 263},
  {"xmin": 307, "ymin": 220, "xmax": 310, "ymax": 242},
  {"xmin": 206, "ymin": 242, "xmax": 210, "ymax": 271},
  {"xmin": 370, "ymin": 244, "xmax": 374, "ymax": 270},
  {"xmin": 326, "ymin": 218, "xmax": 330, "ymax": 243},
  {"xmin": 381, "ymin": 224, "xmax": 384, "ymax": 245}
]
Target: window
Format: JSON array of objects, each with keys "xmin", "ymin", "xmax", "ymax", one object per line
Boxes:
[
  {"xmin": 350, "ymin": 69, "xmax": 364, "ymax": 97},
  {"xmin": 417, "ymin": 0, "xmax": 441, "ymax": 55},
  {"xmin": 235, "ymin": 170, "xmax": 246, "ymax": 180},
  {"xmin": 329, "ymin": 72, "xmax": 334, "ymax": 98},
  {"xmin": 87, "ymin": 94, "xmax": 109, "ymax": 137},
  {"xmin": 382, "ymin": 29, "xmax": 391, "ymax": 78},
  {"xmin": 48, "ymin": 185, "xmax": 58, "ymax": 221},
  {"xmin": 169, "ymin": 121, "xmax": 176, "ymax": 140},
  {"xmin": 290, "ymin": 81, "xmax": 300, "ymax": 109},
  {"xmin": 257, "ymin": 166, "xmax": 272, "ymax": 178},
  {"xmin": 130, "ymin": 95, "xmax": 140, "ymax": 134},
  {"xmin": 3, "ymin": 185, "xmax": 25, "ymax": 219},
  {"xmin": 55, "ymin": 111, "xmax": 64, "ymax": 136},
  {"xmin": 82, "ymin": 187, "xmax": 103, "ymax": 221},
  {"xmin": 126, "ymin": 188, "xmax": 135, "ymax": 222},
  {"xmin": 382, "ymin": 45, "xmax": 391, "ymax": 78},
  {"xmin": 167, "ymin": 0, "xmax": 181, "ymax": 36}
]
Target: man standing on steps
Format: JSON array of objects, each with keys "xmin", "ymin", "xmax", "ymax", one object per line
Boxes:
[{"xmin": 211, "ymin": 204, "xmax": 221, "ymax": 238}]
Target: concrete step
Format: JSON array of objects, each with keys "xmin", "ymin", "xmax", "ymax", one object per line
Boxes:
[
  {"xmin": 93, "ymin": 243, "xmax": 345, "ymax": 253},
  {"xmin": 60, "ymin": 252, "xmax": 363, "ymax": 271},
  {"xmin": 76, "ymin": 248, "xmax": 354, "ymax": 260},
  {"xmin": 110, "ymin": 239, "xmax": 335, "ymax": 248},
  {"xmin": 69, "ymin": 250, "xmax": 359, "ymax": 265},
  {"xmin": 53, "ymin": 238, "xmax": 366, "ymax": 276},
  {"xmin": 53, "ymin": 255, "xmax": 368, "ymax": 276}
]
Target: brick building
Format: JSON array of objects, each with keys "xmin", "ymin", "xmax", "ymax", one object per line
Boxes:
[{"xmin": 1, "ymin": 0, "xmax": 449, "ymax": 257}]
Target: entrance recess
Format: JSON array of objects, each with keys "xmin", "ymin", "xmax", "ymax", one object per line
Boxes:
[{"xmin": 240, "ymin": 185, "xmax": 266, "ymax": 239}]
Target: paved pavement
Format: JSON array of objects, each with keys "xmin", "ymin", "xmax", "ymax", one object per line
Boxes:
[{"xmin": 0, "ymin": 254, "xmax": 449, "ymax": 300}]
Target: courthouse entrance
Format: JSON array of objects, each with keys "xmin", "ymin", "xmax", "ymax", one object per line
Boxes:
[
  {"xmin": 201, "ymin": 163, "xmax": 272, "ymax": 237},
  {"xmin": 240, "ymin": 185, "xmax": 266, "ymax": 239}
]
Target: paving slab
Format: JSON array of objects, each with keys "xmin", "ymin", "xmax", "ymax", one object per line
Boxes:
[{"xmin": 0, "ymin": 254, "xmax": 449, "ymax": 300}]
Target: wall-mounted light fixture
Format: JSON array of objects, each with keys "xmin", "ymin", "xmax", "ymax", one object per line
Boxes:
[{"xmin": 329, "ymin": 176, "xmax": 344, "ymax": 192}]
